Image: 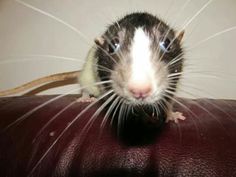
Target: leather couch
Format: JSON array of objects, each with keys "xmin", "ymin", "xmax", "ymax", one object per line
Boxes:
[{"xmin": 0, "ymin": 95, "xmax": 235, "ymax": 177}]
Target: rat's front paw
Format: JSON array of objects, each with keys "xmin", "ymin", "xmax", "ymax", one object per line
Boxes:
[
  {"xmin": 76, "ymin": 92, "xmax": 97, "ymax": 103},
  {"xmin": 166, "ymin": 111, "xmax": 186, "ymax": 123}
]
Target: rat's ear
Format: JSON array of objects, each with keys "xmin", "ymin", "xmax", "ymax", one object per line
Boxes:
[
  {"xmin": 176, "ymin": 30, "xmax": 185, "ymax": 43},
  {"xmin": 94, "ymin": 37, "xmax": 105, "ymax": 47}
]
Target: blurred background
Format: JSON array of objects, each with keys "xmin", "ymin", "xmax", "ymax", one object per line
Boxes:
[{"xmin": 0, "ymin": 0, "xmax": 235, "ymax": 99}]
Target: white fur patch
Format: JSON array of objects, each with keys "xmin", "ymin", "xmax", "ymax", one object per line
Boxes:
[{"xmin": 130, "ymin": 28, "xmax": 153, "ymax": 84}]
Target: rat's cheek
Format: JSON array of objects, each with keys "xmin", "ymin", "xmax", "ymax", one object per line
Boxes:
[{"xmin": 151, "ymin": 65, "xmax": 169, "ymax": 97}]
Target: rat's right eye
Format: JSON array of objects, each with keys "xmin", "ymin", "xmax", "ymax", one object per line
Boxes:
[
  {"xmin": 159, "ymin": 37, "xmax": 172, "ymax": 53},
  {"xmin": 107, "ymin": 37, "xmax": 120, "ymax": 54}
]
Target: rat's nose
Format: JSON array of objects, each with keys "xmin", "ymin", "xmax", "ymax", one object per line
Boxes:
[{"xmin": 128, "ymin": 83, "xmax": 152, "ymax": 99}]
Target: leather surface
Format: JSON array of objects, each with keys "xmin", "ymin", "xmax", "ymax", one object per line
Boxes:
[{"xmin": 0, "ymin": 95, "xmax": 235, "ymax": 177}]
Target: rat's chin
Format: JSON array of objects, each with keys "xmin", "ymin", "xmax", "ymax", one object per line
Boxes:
[{"xmin": 122, "ymin": 96, "xmax": 157, "ymax": 106}]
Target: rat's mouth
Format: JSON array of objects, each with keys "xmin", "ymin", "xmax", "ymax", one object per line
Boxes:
[
  {"xmin": 124, "ymin": 103, "xmax": 167, "ymax": 124},
  {"xmin": 124, "ymin": 95, "xmax": 159, "ymax": 105},
  {"xmin": 122, "ymin": 101, "xmax": 161, "ymax": 115}
]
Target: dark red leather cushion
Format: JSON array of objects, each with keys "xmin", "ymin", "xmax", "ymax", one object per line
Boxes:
[{"xmin": 0, "ymin": 95, "xmax": 235, "ymax": 177}]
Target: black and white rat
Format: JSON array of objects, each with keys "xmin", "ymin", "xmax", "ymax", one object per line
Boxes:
[
  {"xmin": 79, "ymin": 12, "xmax": 185, "ymax": 123},
  {"xmin": 0, "ymin": 12, "xmax": 185, "ymax": 123}
]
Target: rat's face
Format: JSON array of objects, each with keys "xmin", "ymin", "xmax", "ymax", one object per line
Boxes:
[{"xmin": 96, "ymin": 12, "xmax": 184, "ymax": 106}]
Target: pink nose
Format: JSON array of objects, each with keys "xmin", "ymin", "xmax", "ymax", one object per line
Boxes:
[{"xmin": 128, "ymin": 84, "xmax": 152, "ymax": 99}]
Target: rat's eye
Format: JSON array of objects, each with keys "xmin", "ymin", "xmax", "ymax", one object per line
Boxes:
[
  {"xmin": 159, "ymin": 38, "xmax": 172, "ymax": 53},
  {"xmin": 108, "ymin": 37, "xmax": 120, "ymax": 54}
]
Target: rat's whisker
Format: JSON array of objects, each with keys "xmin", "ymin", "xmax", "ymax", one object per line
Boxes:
[
  {"xmin": 91, "ymin": 44, "xmax": 122, "ymax": 67},
  {"xmin": 2, "ymin": 80, "xmax": 112, "ymax": 132},
  {"xmin": 0, "ymin": 62, "xmax": 113, "ymax": 97},
  {"xmin": 102, "ymin": 34, "xmax": 125, "ymax": 65},
  {"xmin": 182, "ymin": 67, "xmax": 236, "ymax": 82},
  {"xmin": 164, "ymin": 90, "xmax": 198, "ymax": 118},
  {"xmin": 83, "ymin": 92, "xmax": 116, "ymax": 132},
  {"xmin": 181, "ymin": 0, "xmax": 213, "ymax": 30},
  {"xmin": 168, "ymin": 72, "xmax": 183, "ymax": 78},
  {"xmin": 158, "ymin": 39, "xmax": 184, "ymax": 65},
  {"xmin": 168, "ymin": 77, "xmax": 182, "ymax": 81},
  {"xmin": 14, "ymin": 0, "xmax": 89, "ymax": 42},
  {"xmin": 28, "ymin": 89, "xmax": 114, "ymax": 177},
  {"xmin": 2, "ymin": 88, "xmax": 79, "ymax": 132},
  {"xmin": 174, "ymin": 88, "xmax": 231, "ymax": 134},
  {"xmin": 110, "ymin": 97, "xmax": 123, "ymax": 126},
  {"xmin": 180, "ymin": 82, "xmax": 235, "ymax": 104},
  {"xmin": 0, "ymin": 55, "xmax": 82, "ymax": 64},
  {"xmin": 159, "ymin": 0, "xmax": 213, "ymax": 62},
  {"xmin": 181, "ymin": 73, "xmax": 224, "ymax": 80},
  {"xmin": 33, "ymin": 100, "xmax": 78, "ymax": 143},
  {"xmin": 179, "ymin": 88, "xmax": 235, "ymax": 123},
  {"xmin": 0, "ymin": 55, "xmax": 113, "ymax": 74},
  {"xmin": 125, "ymin": 103, "xmax": 131, "ymax": 122},
  {"xmin": 26, "ymin": 55, "xmax": 83, "ymax": 61},
  {"xmin": 93, "ymin": 31, "xmax": 128, "ymax": 67},
  {"xmin": 78, "ymin": 56, "xmax": 113, "ymax": 73},
  {"xmin": 163, "ymin": 0, "xmax": 176, "ymax": 21},
  {"xmin": 155, "ymin": 102, "xmax": 163, "ymax": 116},
  {"xmin": 168, "ymin": 83, "xmax": 180, "ymax": 89},
  {"xmin": 160, "ymin": 0, "xmax": 192, "ymax": 59},
  {"xmin": 162, "ymin": 92, "xmax": 202, "ymax": 136},
  {"xmin": 190, "ymin": 99, "xmax": 231, "ymax": 136},
  {"xmin": 81, "ymin": 92, "xmax": 118, "ymax": 140},
  {"xmin": 79, "ymin": 92, "xmax": 116, "ymax": 139},
  {"xmin": 152, "ymin": 103, "xmax": 159, "ymax": 117},
  {"xmin": 96, "ymin": 64, "xmax": 114, "ymax": 73},
  {"xmin": 166, "ymin": 54, "xmax": 184, "ymax": 67},
  {"xmin": 157, "ymin": 97, "xmax": 169, "ymax": 117},
  {"xmin": 157, "ymin": 101, "xmax": 168, "ymax": 117},
  {"xmin": 117, "ymin": 100, "xmax": 126, "ymax": 136},
  {"xmin": 176, "ymin": 0, "xmax": 193, "ymax": 20},
  {"xmin": 181, "ymin": 69, "xmax": 225, "ymax": 78},
  {"xmin": 179, "ymin": 83, "xmax": 236, "ymax": 119},
  {"xmin": 188, "ymin": 26, "xmax": 236, "ymax": 50},
  {"xmin": 124, "ymin": 104, "xmax": 131, "ymax": 129},
  {"xmin": 101, "ymin": 95, "xmax": 120, "ymax": 128}
]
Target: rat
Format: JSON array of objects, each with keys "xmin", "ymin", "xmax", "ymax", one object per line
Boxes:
[{"xmin": 0, "ymin": 12, "xmax": 185, "ymax": 123}]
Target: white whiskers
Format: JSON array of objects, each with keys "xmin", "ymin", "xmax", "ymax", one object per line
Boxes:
[
  {"xmin": 14, "ymin": 0, "xmax": 89, "ymax": 42},
  {"xmin": 181, "ymin": 0, "xmax": 213, "ymax": 30},
  {"xmin": 33, "ymin": 100, "xmax": 78, "ymax": 143},
  {"xmin": 27, "ymin": 89, "xmax": 114, "ymax": 177},
  {"xmin": 3, "ymin": 80, "xmax": 112, "ymax": 132},
  {"xmin": 188, "ymin": 26, "xmax": 236, "ymax": 50},
  {"xmin": 0, "ymin": 55, "xmax": 82, "ymax": 64}
]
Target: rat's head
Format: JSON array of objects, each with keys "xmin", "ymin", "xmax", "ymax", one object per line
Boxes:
[{"xmin": 95, "ymin": 12, "xmax": 184, "ymax": 106}]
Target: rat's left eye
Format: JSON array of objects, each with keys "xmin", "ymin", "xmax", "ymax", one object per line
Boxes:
[
  {"xmin": 159, "ymin": 38, "xmax": 172, "ymax": 53},
  {"xmin": 108, "ymin": 38, "xmax": 120, "ymax": 54}
]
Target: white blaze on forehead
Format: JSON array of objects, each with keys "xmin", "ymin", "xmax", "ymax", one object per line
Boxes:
[{"xmin": 130, "ymin": 28, "xmax": 153, "ymax": 82}]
